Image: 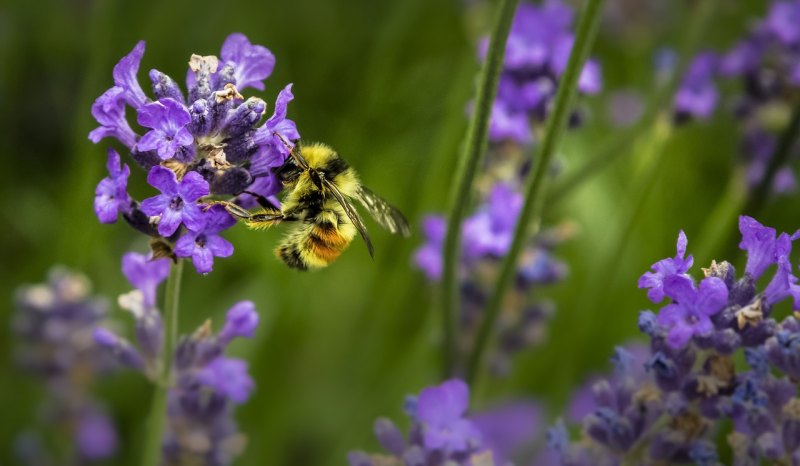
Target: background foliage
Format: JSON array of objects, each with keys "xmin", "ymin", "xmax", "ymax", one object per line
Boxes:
[{"xmin": 0, "ymin": 0, "xmax": 779, "ymax": 465}]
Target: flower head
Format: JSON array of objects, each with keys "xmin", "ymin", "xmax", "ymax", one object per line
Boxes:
[
  {"xmin": 121, "ymin": 252, "xmax": 170, "ymax": 308},
  {"xmin": 219, "ymin": 301, "xmax": 259, "ymax": 344}
]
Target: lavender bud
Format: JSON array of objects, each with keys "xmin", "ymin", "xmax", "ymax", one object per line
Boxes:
[{"xmin": 149, "ymin": 69, "xmax": 185, "ymax": 103}]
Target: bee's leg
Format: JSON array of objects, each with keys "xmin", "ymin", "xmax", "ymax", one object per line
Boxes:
[
  {"xmin": 204, "ymin": 200, "xmax": 255, "ymax": 220},
  {"xmin": 243, "ymin": 190, "xmax": 281, "ymax": 211}
]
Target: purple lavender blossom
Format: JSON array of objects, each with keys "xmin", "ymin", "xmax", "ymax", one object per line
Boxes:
[
  {"xmin": 656, "ymin": 275, "xmax": 729, "ymax": 348},
  {"xmin": 88, "ymin": 87, "xmax": 137, "ymax": 148},
  {"xmin": 674, "ymin": 52, "xmax": 719, "ymax": 121},
  {"xmin": 196, "ymin": 357, "xmax": 255, "ymax": 404},
  {"xmin": 13, "ymin": 269, "xmax": 119, "ymax": 463},
  {"xmin": 140, "ymin": 166, "xmax": 209, "ymax": 237},
  {"xmin": 638, "ymin": 230, "xmax": 694, "ymax": 303},
  {"xmin": 94, "ymin": 148, "xmax": 132, "ymax": 224},
  {"xmin": 174, "ymin": 205, "xmax": 235, "ymax": 274},
  {"xmin": 481, "ymin": 0, "xmax": 602, "ymax": 144},
  {"xmin": 550, "ymin": 215, "xmax": 800, "ymax": 465},
  {"xmin": 350, "ymin": 380, "xmax": 491, "ymax": 466},
  {"xmin": 413, "ymin": 216, "xmax": 447, "ymax": 280},
  {"xmin": 136, "ymin": 98, "xmax": 194, "ymax": 161},
  {"xmin": 121, "ymin": 252, "xmax": 170, "ymax": 308},
  {"xmin": 766, "ymin": 1, "xmax": 800, "ymax": 45},
  {"xmin": 220, "ymin": 33, "xmax": 276, "ymax": 91},
  {"xmin": 416, "ymin": 379, "xmax": 481, "ymax": 452},
  {"xmin": 471, "ymin": 401, "xmax": 541, "ymax": 465},
  {"xmin": 218, "ymin": 301, "xmax": 259, "ymax": 344}
]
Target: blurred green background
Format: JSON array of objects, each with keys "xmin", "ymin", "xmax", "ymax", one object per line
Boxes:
[{"xmin": 0, "ymin": 0, "xmax": 784, "ymax": 465}]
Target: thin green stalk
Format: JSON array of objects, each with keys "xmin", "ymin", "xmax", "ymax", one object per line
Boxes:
[
  {"xmin": 441, "ymin": 0, "xmax": 520, "ymax": 377},
  {"xmin": 465, "ymin": 0, "xmax": 606, "ymax": 386},
  {"xmin": 743, "ymin": 104, "xmax": 800, "ymax": 215},
  {"xmin": 142, "ymin": 259, "xmax": 184, "ymax": 466}
]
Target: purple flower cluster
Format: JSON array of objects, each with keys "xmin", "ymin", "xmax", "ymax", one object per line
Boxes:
[
  {"xmin": 483, "ymin": 0, "xmax": 602, "ymax": 145},
  {"xmin": 349, "ymin": 380, "xmax": 491, "ymax": 466},
  {"xmin": 414, "ymin": 184, "xmax": 569, "ymax": 374},
  {"xmin": 89, "ymin": 33, "xmax": 300, "ymax": 274},
  {"xmin": 94, "ymin": 252, "xmax": 259, "ymax": 465},
  {"xmin": 547, "ymin": 216, "xmax": 800, "ymax": 465},
  {"xmin": 673, "ymin": 1, "xmax": 800, "ymax": 193},
  {"xmin": 13, "ymin": 269, "xmax": 118, "ymax": 462}
]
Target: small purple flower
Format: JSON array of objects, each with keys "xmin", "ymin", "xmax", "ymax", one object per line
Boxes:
[
  {"xmin": 140, "ymin": 166, "xmax": 209, "ymax": 237},
  {"xmin": 657, "ymin": 275, "xmax": 729, "ymax": 348},
  {"xmin": 88, "ymin": 87, "xmax": 138, "ymax": 148},
  {"xmin": 416, "ymin": 379, "xmax": 481, "ymax": 452},
  {"xmin": 196, "ymin": 357, "xmax": 254, "ymax": 404},
  {"xmin": 674, "ymin": 52, "xmax": 719, "ymax": 121},
  {"xmin": 739, "ymin": 215, "xmax": 783, "ymax": 280},
  {"xmin": 638, "ymin": 230, "xmax": 694, "ymax": 303},
  {"xmin": 218, "ymin": 301, "xmax": 259, "ymax": 344},
  {"xmin": 173, "ymin": 205, "xmax": 235, "ymax": 274},
  {"xmin": 94, "ymin": 149, "xmax": 131, "ymax": 224},
  {"xmin": 136, "ymin": 98, "xmax": 194, "ymax": 161},
  {"xmin": 766, "ymin": 1, "xmax": 800, "ymax": 45},
  {"xmin": 463, "ymin": 184, "xmax": 523, "ymax": 259},
  {"xmin": 121, "ymin": 252, "xmax": 170, "ymax": 308},
  {"xmin": 488, "ymin": 101, "xmax": 533, "ymax": 144},
  {"xmin": 76, "ymin": 411, "xmax": 118, "ymax": 460},
  {"xmin": 413, "ymin": 216, "xmax": 446, "ymax": 280},
  {"xmin": 112, "ymin": 41, "xmax": 148, "ymax": 109},
  {"xmin": 253, "ymin": 83, "xmax": 301, "ymax": 168},
  {"xmin": 220, "ymin": 33, "xmax": 276, "ymax": 91},
  {"xmin": 471, "ymin": 401, "xmax": 541, "ymax": 465}
]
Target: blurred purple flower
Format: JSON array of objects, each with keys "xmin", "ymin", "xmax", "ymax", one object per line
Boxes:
[
  {"xmin": 416, "ymin": 379, "xmax": 481, "ymax": 452},
  {"xmin": 218, "ymin": 301, "xmax": 259, "ymax": 344},
  {"xmin": 121, "ymin": 251, "xmax": 170, "ymax": 308},
  {"xmin": 196, "ymin": 357, "xmax": 255, "ymax": 404},
  {"xmin": 674, "ymin": 52, "xmax": 719, "ymax": 121}
]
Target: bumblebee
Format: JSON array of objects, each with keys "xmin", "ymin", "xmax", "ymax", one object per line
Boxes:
[{"xmin": 218, "ymin": 136, "xmax": 411, "ymax": 270}]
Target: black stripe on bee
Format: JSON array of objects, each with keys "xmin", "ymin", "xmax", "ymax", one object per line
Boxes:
[
  {"xmin": 277, "ymin": 246, "xmax": 307, "ymax": 270},
  {"xmin": 321, "ymin": 156, "xmax": 349, "ymax": 178}
]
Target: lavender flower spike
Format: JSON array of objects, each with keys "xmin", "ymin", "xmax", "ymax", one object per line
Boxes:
[
  {"xmin": 638, "ymin": 230, "xmax": 694, "ymax": 303},
  {"xmin": 140, "ymin": 166, "xmax": 209, "ymax": 237},
  {"xmin": 94, "ymin": 148, "xmax": 131, "ymax": 224}
]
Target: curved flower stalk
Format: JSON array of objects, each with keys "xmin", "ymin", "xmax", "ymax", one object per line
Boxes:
[
  {"xmin": 94, "ymin": 252, "xmax": 260, "ymax": 465},
  {"xmin": 416, "ymin": 0, "xmax": 598, "ymax": 376},
  {"xmin": 547, "ymin": 216, "xmax": 800, "ymax": 465},
  {"xmin": 12, "ymin": 269, "xmax": 118, "ymax": 463},
  {"xmin": 89, "ymin": 33, "xmax": 300, "ymax": 274}
]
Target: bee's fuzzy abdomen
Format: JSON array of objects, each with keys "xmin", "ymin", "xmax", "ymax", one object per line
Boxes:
[{"xmin": 275, "ymin": 245, "xmax": 308, "ymax": 270}]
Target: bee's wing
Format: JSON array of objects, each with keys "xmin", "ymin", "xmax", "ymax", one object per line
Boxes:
[
  {"xmin": 355, "ymin": 185, "xmax": 411, "ymax": 237},
  {"xmin": 322, "ymin": 178, "xmax": 374, "ymax": 258}
]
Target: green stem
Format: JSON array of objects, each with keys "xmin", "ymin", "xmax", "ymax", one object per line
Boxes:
[
  {"xmin": 142, "ymin": 259, "xmax": 184, "ymax": 466},
  {"xmin": 465, "ymin": 0, "xmax": 606, "ymax": 386},
  {"xmin": 743, "ymin": 104, "xmax": 800, "ymax": 215},
  {"xmin": 441, "ymin": 0, "xmax": 520, "ymax": 377}
]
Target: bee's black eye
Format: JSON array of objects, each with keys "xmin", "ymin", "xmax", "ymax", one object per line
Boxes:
[{"xmin": 275, "ymin": 159, "xmax": 301, "ymax": 182}]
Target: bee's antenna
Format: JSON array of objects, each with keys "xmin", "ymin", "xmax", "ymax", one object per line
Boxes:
[{"xmin": 273, "ymin": 131, "xmax": 294, "ymax": 153}]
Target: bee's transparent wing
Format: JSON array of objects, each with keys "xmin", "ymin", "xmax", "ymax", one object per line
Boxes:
[
  {"xmin": 355, "ymin": 185, "xmax": 411, "ymax": 237},
  {"xmin": 323, "ymin": 178, "xmax": 374, "ymax": 258}
]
